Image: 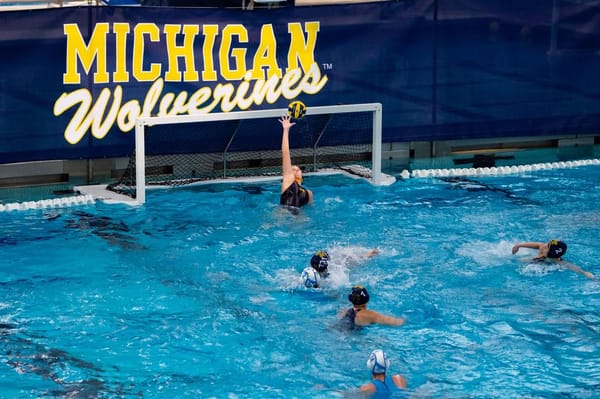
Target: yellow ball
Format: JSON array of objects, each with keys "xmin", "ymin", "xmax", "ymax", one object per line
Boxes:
[{"xmin": 288, "ymin": 100, "xmax": 307, "ymax": 119}]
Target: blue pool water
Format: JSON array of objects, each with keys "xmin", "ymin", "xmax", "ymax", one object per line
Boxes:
[{"xmin": 1, "ymin": 165, "xmax": 599, "ymax": 398}]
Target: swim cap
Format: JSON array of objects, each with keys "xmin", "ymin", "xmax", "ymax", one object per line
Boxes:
[
  {"xmin": 367, "ymin": 349, "xmax": 390, "ymax": 375},
  {"xmin": 547, "ymin": 240, "xmax": 567, "ymax": 259},
  {"xmin": 301, "ymin": 266, "xmax": 320, "ymax": 288},
  {"xmin": 348, "ymin": 286, "xmax": 370, "ymax": 306},
  {"xmin": 311, "ymin": 250, "xmax": 329, "ymax": 273}
]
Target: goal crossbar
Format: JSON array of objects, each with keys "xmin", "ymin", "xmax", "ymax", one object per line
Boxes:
[{"xmin": 134, "ymin": 103, "xmax": 383, "ymax": 204}]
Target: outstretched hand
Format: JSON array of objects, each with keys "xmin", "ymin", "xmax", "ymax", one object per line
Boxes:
[
  {"xmin": 366, "ymin": 248, "xmax": 380, "ymax": 258},
  {"xmin": 279, "ymin": 114, "xmax": 296, "ymax": 130}
]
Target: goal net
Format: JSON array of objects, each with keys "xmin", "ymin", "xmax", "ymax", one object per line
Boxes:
[{"xmin": 107, "ymin": 103, "xmax": 383, "ymax": 204}]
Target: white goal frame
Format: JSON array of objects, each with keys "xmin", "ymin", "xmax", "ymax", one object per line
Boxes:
[{"xmin": 134, "ymin": 103, "xmax": 383, "ymax": 204}]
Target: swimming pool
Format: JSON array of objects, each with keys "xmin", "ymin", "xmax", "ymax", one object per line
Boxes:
[{"xmin": 1, "ymin": 163, "xmax": 599, "ymax": 398}]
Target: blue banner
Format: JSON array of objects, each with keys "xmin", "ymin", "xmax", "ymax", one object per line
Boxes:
[{"xmin": 0, "ymin": 0, "xmax": 599, "ymax": 163}]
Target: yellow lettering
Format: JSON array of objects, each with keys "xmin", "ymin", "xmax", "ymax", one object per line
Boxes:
[
  {"xmin": 133, "ymin": 23, "xmax": 161, "ymax": 82},
  {"xmin": 287, "ymin": 21, "xmax": 320, "ymax": 74},
  {"xmin": 113, "ymin": 23, "xmax": 130, "ymax": 83},
  {"xmin": 250, "ymin": 24, "xmax": 282, "ymax": 81},
  {"xmin": 56, "ymin": 18, "xmax": 330, "ymax": 144},
  {"xmin": 63, "ymin": 23, "xmax": 109, "ymax": 85},
  {"xmin": 220, "ymin": 25, "xmax": 248, "ymax": 80},
  {"xmin": 201, "ymin": 25, "xmax": 219, "ymax": 82},
  {"xmin": 164, "ymin": 24, "xmax": 200, "ymax": 82}
]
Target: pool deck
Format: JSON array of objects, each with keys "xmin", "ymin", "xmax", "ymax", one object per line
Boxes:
[
  {"xmin": 75, "ymin": 184, "xmax": 138, "ymax": 205},
  {"xmin": 74, "ymin": 167, "xmax": 395, "ymax": 205}
]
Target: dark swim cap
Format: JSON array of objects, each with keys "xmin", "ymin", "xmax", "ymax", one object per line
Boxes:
[
  {"xmin": 547, "ymin": 240, "xmax": 567, "ymax": 259},
  {"xmin": 348, "ymin": 286, "xmax": 370, "ymax": 306},
  {"xmin": 311, "ymin": 250, "xmax": 329, "ymax": 273}
]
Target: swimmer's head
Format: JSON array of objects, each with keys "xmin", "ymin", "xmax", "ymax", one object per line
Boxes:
[
  {"xmin": 367, "ymin": 349, "xmax": 390, "ymax": 375},
  {"xmin": 292, "ymin": 165, "xmax": 303, "ymax": 183},
  {"xmin": 311, "ymin": 250, "xmax": 329, "ymax": 273},
  {"xmin": 547, "ymin": 240, "xmax": 567, "ymax": 259},
  {"xmin": 348, "ymin": 285, "xmax": 370, "ymax": 306}
]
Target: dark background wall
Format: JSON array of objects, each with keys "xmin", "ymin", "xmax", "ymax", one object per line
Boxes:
[{"xmin": 0, "ymin": 0, "xmax": 599, "ymax": 164}]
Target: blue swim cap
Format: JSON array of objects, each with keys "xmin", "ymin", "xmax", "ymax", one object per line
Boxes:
[
  {"xmin": 547, "ymin": 240, "xmax": 567, "ymax": 259},
  {"xmin": 348, "ymin": 286, "xmax": 370, "ymax": 306},
  {"xmin": 311, "ymin": 250, "xmax": 329, "ymax": 273}
]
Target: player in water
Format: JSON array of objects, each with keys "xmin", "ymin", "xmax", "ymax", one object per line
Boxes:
[{"xmin": 279, "ymin": 114, "xmax": 313, "ymax": 208}]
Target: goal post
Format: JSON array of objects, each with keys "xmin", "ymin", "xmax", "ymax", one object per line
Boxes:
[{"xmin": 128, "ymin": 103, "xmax": 383, "ymax": 204}]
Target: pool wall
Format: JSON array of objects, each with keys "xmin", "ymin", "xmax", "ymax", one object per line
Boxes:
[{"xmin": 1, "ymin": 0, "xmax": 599, "ymax": 187}]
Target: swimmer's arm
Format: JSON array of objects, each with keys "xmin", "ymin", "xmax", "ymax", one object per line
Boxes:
[
  {"xmin": 372, "ymin": 312, "xmax": 405, "ymax": 327},
  {"xmin": 392, "ymin": 374, "xmax": 408, "ymax": 389},
  {"xmin": 280, "ymin": 115, "xmax": 295, "ymax": 191},
  {"xmin": 362, "ymin": 248, "xmax": 380, "ymax": 258},
  {"xmin": 560, "ymin": 260, "xmax": 595, "ymax": 279},
  {"xmin": 358, "ymin": 382, "xmax": 376, "ymax": 393},
  {"xmin": 512, "ymin": 242, "xmax": 544, "ymax": 254}
]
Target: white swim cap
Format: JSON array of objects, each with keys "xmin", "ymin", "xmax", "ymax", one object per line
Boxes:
[
  {"xmin": 301, "ymin": 266, "xmax": 320, "ymax": 288},
  {"xmin": 367, "ymin": 349, "xmax": 390, "ymax": 374}
]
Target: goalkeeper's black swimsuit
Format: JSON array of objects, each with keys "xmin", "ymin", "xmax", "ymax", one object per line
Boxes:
[{"xmin": 280, "ymin": 181, "xmax": 310, "ymax": 208}]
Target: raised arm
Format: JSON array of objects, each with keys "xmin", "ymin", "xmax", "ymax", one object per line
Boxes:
[
  {"xmin": 512, "ymin": 242, "xmax": 544, "ymax": 254},
  {"xmin": 280, "ymin": 115, "xmax": 296, "ymax": 193}
]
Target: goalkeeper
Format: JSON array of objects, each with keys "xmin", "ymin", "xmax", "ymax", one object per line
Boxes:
[{"xmin": 279, "ymin": 114, "xmax": 313, "ymax": 208}]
